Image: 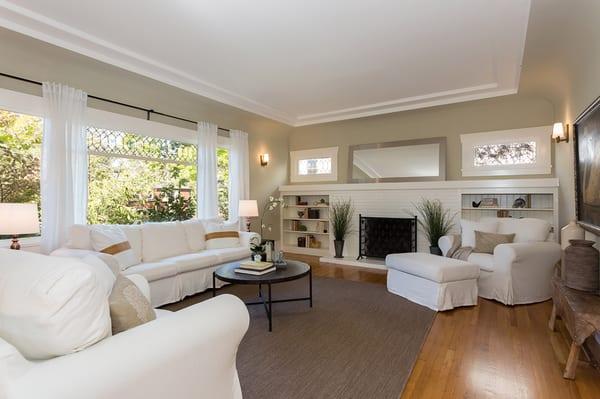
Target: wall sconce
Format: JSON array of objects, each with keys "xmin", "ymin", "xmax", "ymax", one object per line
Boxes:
[
  {"xmin": 260, "ymin": 153, "xmax": 269, "ymax": 166},
  {"xmin": 552, "ymin": 122, "xmax": 569, "ymax": 143}
]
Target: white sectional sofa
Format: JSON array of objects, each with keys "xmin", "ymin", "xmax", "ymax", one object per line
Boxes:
[{"xmin": 51, "ymin": 219, "xmax": 259, "ymax": 307}]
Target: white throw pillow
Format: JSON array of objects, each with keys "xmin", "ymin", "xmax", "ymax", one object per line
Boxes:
[
  {"xmin": 204, "ymin": 222, "xmax": 241, "ymax": 249},
  {"xmin": 118, "ymin": 224, "xmax": 143, "ymax": 264},
  {"xmin": 181, "ymin": 219, "xmax": 207, "ymax": 251},
  {"xmin": 0, "ymin": 249, "xmax": 114, "ymax": 360},
  {"xmin": 460, "ymin": 219, "xmax": 498, "ymax": 248},
  {"xmin": 90, "ymin": 225, "xmax": 139, "ymax": 270},
  {"xmin": 141, "ymin": 222, "xmax": 189, "ymax": 262}
]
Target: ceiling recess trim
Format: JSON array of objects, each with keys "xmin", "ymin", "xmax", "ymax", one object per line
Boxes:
[{"xmin": 0, "ymin": 1, "xmax": 525, "ymax": 127}]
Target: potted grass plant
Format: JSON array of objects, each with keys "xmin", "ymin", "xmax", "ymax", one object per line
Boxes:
[
  {"xmin": 331, "ymin": 199, "xmax": 354, "ymax": 258},
  {"xmin": 413, "ymin": 198, "xmax": 455, "ymax": 255}
]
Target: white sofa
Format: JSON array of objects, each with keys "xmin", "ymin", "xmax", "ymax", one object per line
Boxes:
[
  {"xmin": 51, "ymin": 220, "xmax": 259, "ymax": 307},
  {"xmin": 439, "ymin": 217, "xmax": 561, "ymax": 305},
  {"xmin": 1, "ymin": 253, "xmax": 249, "ymax": 399}
]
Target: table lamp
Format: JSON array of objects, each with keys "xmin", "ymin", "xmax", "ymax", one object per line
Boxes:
[
  {"xmin": 238, "ymin": 200, "xmax": 259, "ymax": 232},
  {"xmin": 0, "ymin": 203, "xmax": 40, "ymax": 250}
]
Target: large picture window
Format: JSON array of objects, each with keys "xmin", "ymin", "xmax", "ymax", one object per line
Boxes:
[
  {"xmin": 87, "ymin": 127, "xmax": 230, "ymax": 224},
  {"xmin": 0, "ymin": 109, "xmax": 42, "ymax": 239}
]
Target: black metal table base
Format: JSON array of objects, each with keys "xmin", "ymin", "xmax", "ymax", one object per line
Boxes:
[{"xmin": 212, "ymin": 269, "xmax": 312, "ymax": 332}]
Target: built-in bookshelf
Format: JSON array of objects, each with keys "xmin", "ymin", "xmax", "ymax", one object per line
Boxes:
[
  {"xmin": 281, "ymin": 194, "xmax": 331, "ymax": 256},
  {"xmin": 461, "ymin": 192, "xmax": 558, "ymax": 238}
]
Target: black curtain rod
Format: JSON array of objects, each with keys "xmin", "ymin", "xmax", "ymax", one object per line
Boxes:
[{"xmin": 0, "ymin": 72, "xmax": 230, "ymax": 132}]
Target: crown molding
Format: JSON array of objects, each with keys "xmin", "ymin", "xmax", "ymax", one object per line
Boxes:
[
  {"xmin": 0, "ymin": 1, "xmax": 297, "ymax": 125},
  {"xmin": 0, "ymin": 1, "xmax": 522, "ymax": 127}
]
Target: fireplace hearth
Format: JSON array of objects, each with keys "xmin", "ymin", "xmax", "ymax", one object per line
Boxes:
[{"xmin": 357, "ymin": 215, "xmax": 417, "ymax": 259}]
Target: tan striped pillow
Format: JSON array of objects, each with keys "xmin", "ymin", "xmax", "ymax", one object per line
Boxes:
[
  {"xmin": 204, "ymin": 223, "xmax": 240, "ymax": 249},
  {"xmin": 90, "ymin": 226, "xmax": 139, "ymax": 270}
]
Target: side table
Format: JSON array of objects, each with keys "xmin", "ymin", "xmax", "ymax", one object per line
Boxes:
[{"xmin": 548, "ymin": 277, "xmax": 600, "ymax": 379}]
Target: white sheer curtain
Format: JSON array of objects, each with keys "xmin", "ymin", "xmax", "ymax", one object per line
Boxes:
[
  {"xmin": 196, "ymin": 121, "xmax": 219, "ymax": 219},
  {"xmin": 228, "ymin": 130, "xmax": 250, "ymax": 223},
  {"xmin": 40, "ymin": 82, "xmax": 88, "ymax": 253}
]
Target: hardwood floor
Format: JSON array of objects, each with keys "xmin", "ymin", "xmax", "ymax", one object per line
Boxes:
[{"xmin": 285, "ymin": 253, "xmax": 600, "ymax": 399}]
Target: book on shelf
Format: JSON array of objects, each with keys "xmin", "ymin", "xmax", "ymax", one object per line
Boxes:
[
  {"xmin": 234, "ymin": 267, "xmax": 276, "ymax": 276},
  {"xmin": 239, "ymin": 260, "xmax": 274, "ymax": 271}
]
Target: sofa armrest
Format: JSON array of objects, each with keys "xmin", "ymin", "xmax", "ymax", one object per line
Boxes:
[
  {"xmin": 492, "ymin": 241, "xmax": 561, "ymax": 304},
  {"xmin": 5, "ymin": 294, "xmax": 249, "ymax": 399},
  {"xmin": 438, "ymin": 235, "xmax": 457, "ymax": 257},
  {"xmin": 50, "ymin": 248, "xmax": 99, "ymax": 258},
  {"xmin": 125, "ymin": 274, "xmax": 151, "ymax": 302},
  {"xmin": 239, "ymin": 231, "xmax": 261, "ymax": 248},
  {"xmin": 493, "ymin": 241, "xmax": 561, "ymax": 267}
]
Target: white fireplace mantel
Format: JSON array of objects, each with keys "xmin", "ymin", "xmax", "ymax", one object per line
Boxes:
[{"xmin": 279, "ymin": 178, "xmax": 559, "ymax": 193}]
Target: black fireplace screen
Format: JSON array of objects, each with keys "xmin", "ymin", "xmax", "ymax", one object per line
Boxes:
[{"xmin": 357, "ymin": 215, "xmax": 417, "ymax": 259}]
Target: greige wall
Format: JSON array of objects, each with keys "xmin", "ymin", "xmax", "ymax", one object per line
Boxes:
[
  {"xmin": 0, "ymin": 28, "xmax": 291, "ymax": 240},
  {"xmin": 520, "ymin": 0, "xmax": 600, "ymax": 229},
  {"xmin": 290, "ymin": 94, "xmax": 554, "ymax": 183}
]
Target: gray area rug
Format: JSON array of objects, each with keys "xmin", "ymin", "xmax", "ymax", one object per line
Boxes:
[{"xmin": 166, "ymin": 277, "xmax": 435, "ymax": 399}]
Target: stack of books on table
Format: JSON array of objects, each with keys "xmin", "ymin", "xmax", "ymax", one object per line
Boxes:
[{"xmin": 235, "ymin": 260, "xmax": 276, "ymax": 275}]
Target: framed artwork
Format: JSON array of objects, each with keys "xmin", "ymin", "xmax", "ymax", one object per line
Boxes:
[{"xmin": 574, "ymin": 96, "xmax": 600, "ymax": 234}]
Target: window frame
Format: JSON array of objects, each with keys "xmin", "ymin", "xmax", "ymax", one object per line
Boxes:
[
  {"xmin": 290, "ymin": 146, "xmax": 338, "ymax": 183},
  {"xmin": 460, "ymin": 126, "xmax": 552, "ymax": 177}
]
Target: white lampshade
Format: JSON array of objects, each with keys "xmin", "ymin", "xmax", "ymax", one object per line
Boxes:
[
  {"xmin": 238, "ymin": 200, "xmax": 259, "ymax": 217},
  {"xmin": 0, "ymin": 203, "xmax": 40, "ymax": 235},
  {"xmin": 552, "ymin": 122, "xmax": 565, "ymax": 139}
]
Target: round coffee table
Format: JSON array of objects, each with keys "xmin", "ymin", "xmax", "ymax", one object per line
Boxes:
[{"xmin": 212, "ymin": 260, "xmax": 312, "ymax": 332}]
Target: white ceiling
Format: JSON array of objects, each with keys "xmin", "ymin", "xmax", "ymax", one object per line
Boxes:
[{"xmin": 0, "ymin": 0, "xmax": 531, "ymax": 126}]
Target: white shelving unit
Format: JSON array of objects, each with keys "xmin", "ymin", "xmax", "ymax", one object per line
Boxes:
[
  {"xmin": 460, "ymin": 191, "xmax": 558, "ymax": 239},
  {"xmin": 281, "ymin": 194, "xmax": 331, "ymax": 256}
]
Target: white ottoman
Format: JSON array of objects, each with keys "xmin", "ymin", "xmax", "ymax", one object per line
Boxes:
[{"xmin": 385, "ymin": 253, "xmax": 480, "ymax": 311}]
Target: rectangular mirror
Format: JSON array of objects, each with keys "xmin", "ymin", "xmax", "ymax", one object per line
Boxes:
[{"xmin": 348, "ymin": 137, "xmax": 446, "ymax": 182}]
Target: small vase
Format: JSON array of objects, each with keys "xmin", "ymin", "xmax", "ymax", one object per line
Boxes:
[
  {"xmin": 429, "ymin": 246, "xmax": 443, "ymax": 256},
  {"xmin": 253, "ymin": 253, "xmax": 262, "ymax": 262},
  {"xmin": 564, "ymin": 239, "xmax": 599, "ymax": 293},
  {"xmin": 334, "ymin": 240, "xmax": 344, "ymax": 258}
]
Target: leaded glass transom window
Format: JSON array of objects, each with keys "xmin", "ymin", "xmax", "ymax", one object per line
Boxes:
[
  {"xmin": 87, "ymin": 127, "xmax": 196, "ymax": 165},
  {"xmin": 473, "ymin": 141, "xmax": 536, "ymax": 167},
  {"xmin": 298, "ymin": 157, "xmax": 332, "ymax": 175}
]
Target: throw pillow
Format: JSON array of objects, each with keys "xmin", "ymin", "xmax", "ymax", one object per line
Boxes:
[
  {"xmin": 0, "ymin": 249, "xmax": 113, "ymax": 360},
  {"xmin": 109, "ymin": 274, "xmax": 156, "ymax": 335},
  {"xmin": 473, "ymin": 230, "xmax": 516, "ymax": 254},
  {"xmin": 204, "ymin": 222, "xmax": 241, "ymax": 249},
  {"xmin": 181, "ymin": 219, "xmax": 207, "ymax": 251},
  {"xmin": 90, "ymin": 225, "xmax": 139, "ymax": 270}
]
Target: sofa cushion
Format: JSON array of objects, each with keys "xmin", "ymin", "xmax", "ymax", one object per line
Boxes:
[
  {"xmin": 467, "ymin": 252, "xmax": 495, "ymax": 272},
  {"xmin": 204, "ymin": 247, "xmax": 252, "ymax": 264},
  {"xmin": 109, "ymin": 274, "xmax": 156, "ymax": 335},
  {"xmin": 90, "ymin": 225, "xmax": 139, "ymax": 270},
  {"xmin": 0, "ymin": 249, "xmax": 114, "ymax": 360},
  {"xmin": 489, "ymin": 217, "xmax": 551, "ymax": 243},
  {"xmin": 204, "ymin": 222, "xmax": 241, "ymax": 250},
  {"xmin": 142, "ymin": 222, "xmax": 189, "ymax": 262},
  {"xmin": 181, "ymin": 219, "xmax": 207, "ymax": 252},
  {"xmin": 460, "ymin": 219, "xmax": 498, "ymax": 248},
  {"xmin": 386, "ymin": 252, "xmax": 479, "ymax": 283},
  {"xmin": 123, "ymin": 260, "xmax": 179, "ymax": 282},
  {"xmin": 168, "ymin": 252, "xmax": 219, "ymax": 274}
]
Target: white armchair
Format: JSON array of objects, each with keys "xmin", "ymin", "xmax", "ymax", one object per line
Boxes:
[
  {"xmin": 439, "ymin": 218, "xmax": 561, "ymax": 305},
  {"xmin": 1, "ymin": 274, "xmax": 249, "ymax": 399}
]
